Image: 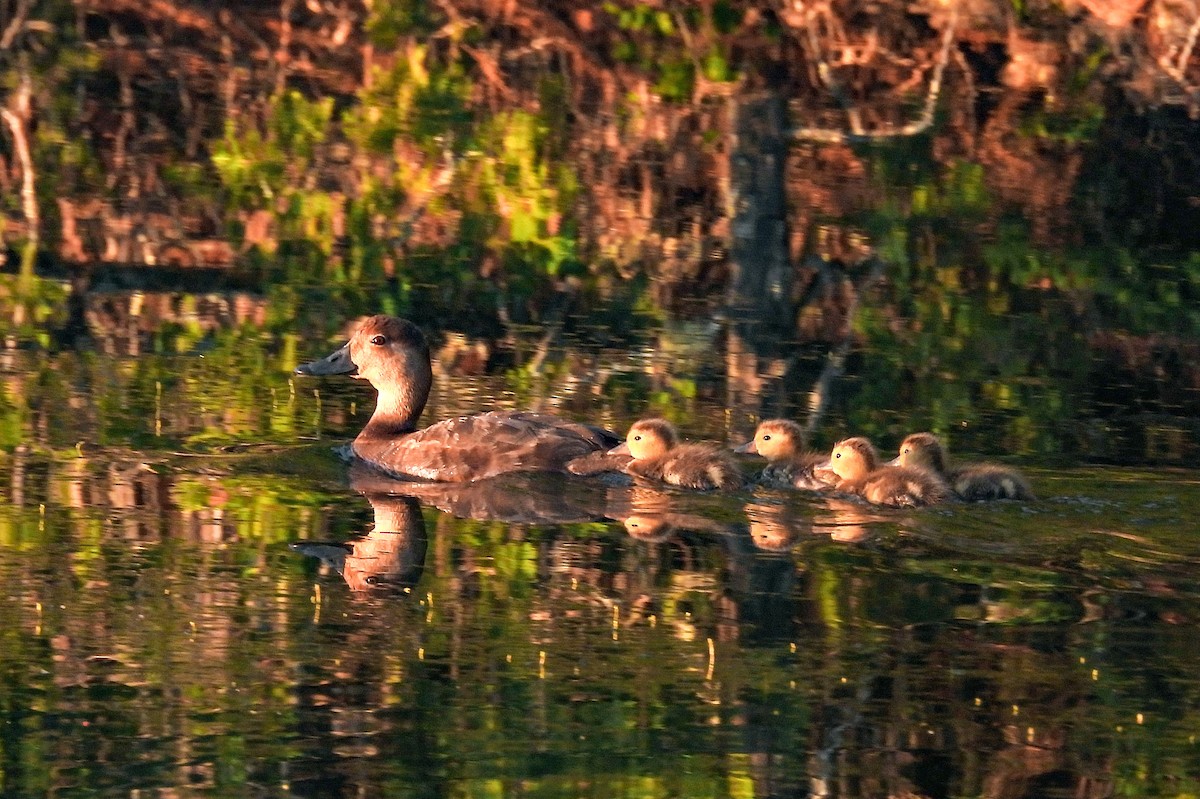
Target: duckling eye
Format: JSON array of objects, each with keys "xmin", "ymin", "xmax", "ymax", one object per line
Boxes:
[
  {"xmin": 369, "ymin": 334, "xmax": 387, "ymax": 346},
  {"xmin": 903, "ymin": 447, "xmax": 909, "ymax": 454},
  {"xmin": 835, "ymin": 452, "xmax": 841, "ymax": 459},
  {"xmin": 762, "ymin": 435, "xmax": 771, "ymax": 441},
  {"xmin": 633, "ymin": 435, "xmax": 642, "ymax": 441}
]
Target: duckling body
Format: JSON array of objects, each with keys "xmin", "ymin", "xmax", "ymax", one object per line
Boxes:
[
  {"xmin": 296, "ymin": 316, "xmax": 619, "ymax": 482},
  {"xmin": 734, "ymin": 419, "xmax": 831, "ymax": 490},
  {"xmin": 892, "ymin": 432, "xmax": 1035, "ymax": 501},
  {"xmin": 612, "ymin": 419, "xmax": 743, "ymax": 491},
  {"xmin": 819, "ymin": 436, "xmax": 952, "ymax": 507}
]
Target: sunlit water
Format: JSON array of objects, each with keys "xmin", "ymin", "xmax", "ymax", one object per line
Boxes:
[{"xmin": 1, "ymin": 341, "xmax": 1199, "ymax": 798}]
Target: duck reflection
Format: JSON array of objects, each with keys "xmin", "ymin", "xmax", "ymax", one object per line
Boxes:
[
  {"xmin": 290, "ymin": 490, "xmax": 428, "ymax": 593},
  {"xmin": 345, "ymin": 462, "xmax": 611, "ymax": 524}
]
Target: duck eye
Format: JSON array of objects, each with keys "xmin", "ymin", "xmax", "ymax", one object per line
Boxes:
[
  {"xmin": 835, "ymin": 452, "xmax": 841, "ymax": 459},
  {"xmin": 633, "ymin": 435, "xmax": 642, "ymax": 441},
  {"xmin": 369, "ymin": 334, "xmax": 387, "ymax": 346},
  {"xmin": 762, "ymin": 435, "xmax": 771, "ymax": 441}
]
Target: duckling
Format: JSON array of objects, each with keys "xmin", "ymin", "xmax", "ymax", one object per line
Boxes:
[
  {"xmin": 295, "ymin": 315, "xmax": 620, "ymax": 482},
  {"xmin": 817, "ymin": 436, "xmax": 952, "ymax": 507},
  {"xmin": 734, "ymin": 419, "xmax": 832, "ymax": 490},
  {"xmin": 891, "ymin": 432, "xmax": 1035, "ymax": 501},
  {"xmin": 609, "ymin": 418, "xmax": 743, "ymax": 491}
]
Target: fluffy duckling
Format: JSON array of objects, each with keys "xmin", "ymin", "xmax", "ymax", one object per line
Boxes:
[
  {"xmin": 817, "ymin": 436, "xmax": 952, "ymax": 507},
  {"xmin": 609, "ymin": 419, "xmax": 743, "ymax": 491},
  {"xmin": 734, "ymin": 419, "xmax": 831, "ymax": 490},
  {"xmin": 891, "ymin": 432, "xmax": 1035, "ymax": 501}
]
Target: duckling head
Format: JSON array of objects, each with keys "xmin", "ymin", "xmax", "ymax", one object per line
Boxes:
[
  {"xmin": 735, "ymin": 419, "xmax": 805, "ymax": 462},
  {"xmin": 824, "ymin": 436, "xmax": 879, "ymax": 481},
  {"xmin": 892, "ymin": 432, "xmax": 947, "ymax": 473},
  {"xmin": 611, "ymin": 418, "xmax": 678, "ymax": 460}
]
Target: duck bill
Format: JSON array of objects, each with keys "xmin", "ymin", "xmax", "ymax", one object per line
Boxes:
[
  {"xmin": 295, "ymin": 342, "xmax": 358, "ymax": 376},
  {"xmin": 886, "ymin": 456, "xmax": 902, "ymax": 467},
  {"xmin": 733, "ymin": 440, "xmax": 758, "ymax": 454},
  {"xmin": 608, "ymin": 442, "xmax": 630, "ymax": 456}
]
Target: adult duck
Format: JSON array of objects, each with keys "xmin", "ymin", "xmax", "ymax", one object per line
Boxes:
[
  {"xmin": 817, "ymin": 436, "xmax": 952, "ymax": 507},
  {"xmin": 890, "ymin": 432, "xmax": 1035, "ymax": 501},
  {"xmin": 734, "ymin": 419, "xmax": 831, "ymax": 490},
  {"xmin": 609, "ymin": 418, "xmax": 743, "ymax": 491},
  {"xmin": 295, "ymin": 315, "xmax": 620, "ymax": 482}
]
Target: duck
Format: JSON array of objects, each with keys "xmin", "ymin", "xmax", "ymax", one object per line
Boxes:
[
  {"xmin": 295, "ymin": 315, "xmax": 620, "ymax": 482},
  {"xmin": 734, "ymin": 419, "xmax": 832, "ymax": 490},
  {"xmin": 608, "ymin": 418, "xmax": 743, "ymax": 491},
  {"xmin": 890, "ymin": 432, "xmax": 1035, "ymax": 501},
  {"xmin": 816, "ymin": 436, "xmax": 952, "ymax": 507}
]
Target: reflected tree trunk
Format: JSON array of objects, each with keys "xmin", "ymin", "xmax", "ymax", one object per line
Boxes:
[
  {"xmin": 1, "ymin": 53, "xmax": 37, "ymax": 289},
  {"xmin": 723, "ymin": 92, "xmax": 794, "ymax": 424}
]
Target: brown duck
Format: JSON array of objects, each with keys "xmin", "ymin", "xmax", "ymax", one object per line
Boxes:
[
  {"xmin": 817, "ymin": 436, "xmax": 952, "ymax": 507},
  {"xmin": 734, "ymin": 419, "xmax": 831, "ymax": 490},
  {"xmin": 295, "ymin": 315, "xmax": 619, "ymax": 482},
  {"xmin": 609, "ymin": 418, "xmax": 743, "ymax": 491},
  {"xmin": 890, "ymin": 432, "xmax": 1035, "ymax": 501}
]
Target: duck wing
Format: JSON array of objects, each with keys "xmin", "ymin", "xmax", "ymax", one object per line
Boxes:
[{"xmin": 357, "ymin": 411, "xmax": 621, "ymax": 483}]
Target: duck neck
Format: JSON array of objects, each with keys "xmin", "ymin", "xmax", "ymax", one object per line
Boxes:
[{"xmin": 357, "ymin": 355, "xmax": 432, "ymax": 442}]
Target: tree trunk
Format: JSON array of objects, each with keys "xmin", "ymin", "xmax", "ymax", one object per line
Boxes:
[{"xmin": 724, "ymin": 92, "xmax": 792, "ymax": 332}]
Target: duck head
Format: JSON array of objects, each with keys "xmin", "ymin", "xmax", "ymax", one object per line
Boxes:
[
  {"xmin": 889, "ymin": 432, "xmax": 947, "ymax": 473},
  {"xmin": 608, "ymin": 418, "xmax": 678, "ymax": 459},
  {"xmin": 734, "ymin": 419, "xmax": 805, "ymax": 461},
  {"xmin": 296, "ymin": 315, "xmax": 433, "ymax": 434},
  {"xmin": 816, "ymin": 436, "xmax": 879, "ymax": 482}
]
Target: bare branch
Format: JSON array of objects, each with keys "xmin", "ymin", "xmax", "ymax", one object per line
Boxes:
[
  {"xmin": 0, "ymin": 0, "xmax": 34, "ymax": 52},
  {"xmin": 792, "ymin": 4, "xmax": 960, "ymax": 143}
]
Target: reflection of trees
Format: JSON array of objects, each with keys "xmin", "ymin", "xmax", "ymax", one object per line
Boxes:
[{"xmin": 6, "ymin": 445, "xmax": 1200, "ymax": 796}]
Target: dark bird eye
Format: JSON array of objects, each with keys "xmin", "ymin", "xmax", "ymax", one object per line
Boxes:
[
  {"xmin": 370, "ymin": 335, "xmax": 387, "ymax": 346},
  {"xmin": 633, "ymin": 435, "xmax": 642, "ymax": 441},
  {"xmin": 762, "ymin": 435, "xmax": 771, "ymax": 441},
  {"xmin": 835, "ymin": 452, "xmax": 841, "ymax": 459}
]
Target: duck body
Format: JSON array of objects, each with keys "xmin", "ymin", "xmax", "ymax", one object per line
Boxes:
[
  {"xmin": 356, "ymin": 410, "xmax": 620, "ymax": 483},
  {"xmin": 296, "ymin": 315, "xmax": 619, "ymax": 483},
  {"xmin": 819, "ymin": 436, "xmax": 952, "ymax": 507},
  {"xmin": 735, "ymin": 419, "xmax": 832, "ymax": 490},
  {"xmin": 612, "ymin": 419, "xmax": 743, "ymax": 491},
  {"xmin": 892, "ymin": 432, "xmax": 1035, "ymax": 501}
]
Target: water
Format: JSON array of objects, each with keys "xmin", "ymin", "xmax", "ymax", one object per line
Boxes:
[
  {"xmin": 3, "ymin": 6, "xmax": 1200, "ymax": 790},
  {"xmin": 2, "ymin": 340, "xmax": 1199, "ymax": 798}
]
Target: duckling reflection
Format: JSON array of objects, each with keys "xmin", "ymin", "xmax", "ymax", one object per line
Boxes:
[
  {"xmin": 290, "ymin": 492, "xmax": 428, "ymax": 593},
  {"xmin": 743, "ymin": 499, "xmax": 811, "ymax": 552},
  {"xmin": 604, "ymin": 485, "xmax": 734, "ymax": 542},
  {"xmin": 811, "ymin": 496, "xmax": 892, "ymax": 543}
]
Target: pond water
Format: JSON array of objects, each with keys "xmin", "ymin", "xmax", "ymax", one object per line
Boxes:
[
  {"xmin": 5, "ymin": 0, "xmax": 1200, "ymax": 793},
  {"xmin": 1, "ymin": 338, "xmax": 1199, "ymax": 799}
]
